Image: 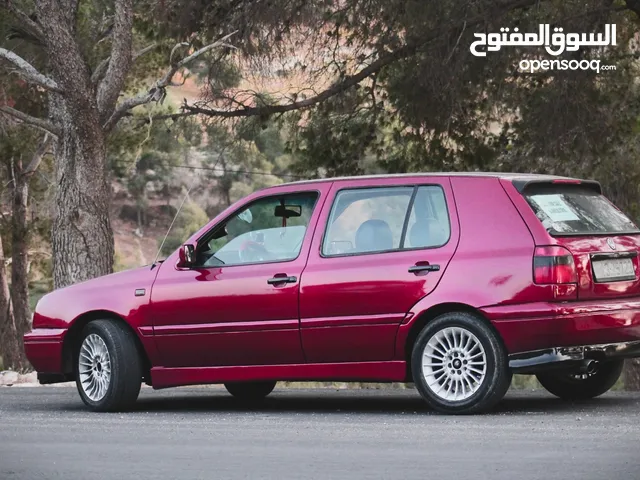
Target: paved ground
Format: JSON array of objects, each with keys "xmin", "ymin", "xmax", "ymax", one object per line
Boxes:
[{"xmin": 0, "ymin": 387, "xmax": 639, "ymax": 480}]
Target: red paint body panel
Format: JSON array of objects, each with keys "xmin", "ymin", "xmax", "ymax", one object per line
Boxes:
[
  {"xmin": 394, "ymin": 176, "xmax": 538, "ymax": 360},
  {"xmin": 301, "ymin": 324, "xmax": 400, "ymax": 363},
  {"xmin": 483, "ymin": 298, "xmax": 640, "ymax": 353},
  {"xmin": 23, "ymin": 328, "xmax": 66, "ymax": 373},
  {"xmin": 23, "ymin": 173, "xmax": 640, "ymax": 388},
  {"xmin": 299, "ymin": 176, "xmax": 459, "ymax": 362},
  {"xmin": 150, "ymin": 361, "xmax": 407, "ymax": 389},
  {"xmin": 148, "ymin": 182, "xmax": 333, "ymax": 367},
  {"xmin": 501, "ymin": 179, "xmax": 640, "ymax": 301},
  {"xmin": 24, "ymin": 266, "xmax": 161, "ymax": 372}
]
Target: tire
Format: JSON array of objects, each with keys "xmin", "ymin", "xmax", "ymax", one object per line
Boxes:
[
  {"xmin": 75, "ymin": 319, "xmax": 143, "ymax": 412},
  {"xmin": 536, "ymin": 360, "xmax": 623, "ymax": 400},
  {"xmin": 224, "ymin": 381, "xmax": 277, "ymax": 401},
  {"xmin": 411, "ymin": 312, "xmax": 512, "ymax": 414}
]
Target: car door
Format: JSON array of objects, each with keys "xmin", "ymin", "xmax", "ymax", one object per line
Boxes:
[
  {"xmin": 150, "ymin": 184, "xmax": 330, "ymax": 367},
  {"xmin": 299, "ymin": 177, "xmax": 460, "ymax": 363}
]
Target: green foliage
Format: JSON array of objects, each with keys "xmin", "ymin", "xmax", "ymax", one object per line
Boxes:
[
  {"xmin": 160, "ymin": 200, "xmax": 210, "ymax": 257},
  {"xmin": 200, "ymin": 122, "xmax": 284, "ymax": 213}
]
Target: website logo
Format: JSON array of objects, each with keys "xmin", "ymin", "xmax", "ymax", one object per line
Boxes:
[{"xmin": 470, "ymin": 24, "xmax": 616, "ymax": 57}]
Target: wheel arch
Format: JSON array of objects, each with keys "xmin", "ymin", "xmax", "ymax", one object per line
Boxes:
[
  {"xmin": 61, "ymin": 310, "xmax": 151, "ymax": 381},
  {"xmin": 398, "ymin": 302, "xmax": 506, "ymax": 380}
]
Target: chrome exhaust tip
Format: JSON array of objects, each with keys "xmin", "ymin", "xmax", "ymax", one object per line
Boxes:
[{"xmin": 581, "ymin": 360, "xmax": 598, "ymax": 375}]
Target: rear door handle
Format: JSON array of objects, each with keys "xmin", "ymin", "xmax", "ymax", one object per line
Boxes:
[
  {"xmin": 409, "ymin": 264, "xmax": 440, "ymax": 274},
  {"xmin": 267, "ymin": 275, "xmax": 297, "ymax": 285}
]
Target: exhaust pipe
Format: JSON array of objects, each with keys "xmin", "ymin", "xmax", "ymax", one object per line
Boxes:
[{"xmin": 580, "ymin": 360, "xmax": 598, "ymax": 375}]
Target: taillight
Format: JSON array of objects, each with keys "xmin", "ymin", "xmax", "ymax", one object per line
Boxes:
[{"xmin": 533, "ymin": 246, "xmax": 577, "ymax": 284}]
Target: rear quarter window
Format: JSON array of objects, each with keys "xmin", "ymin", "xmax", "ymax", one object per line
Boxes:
[{"xmin": 523, "ymin": 185, "xmax": 639, "ymax": 235}]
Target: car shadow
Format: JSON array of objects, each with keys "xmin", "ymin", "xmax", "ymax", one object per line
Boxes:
[{"xmin": 92, "ymin": 388, "xmax": 637, "ymax": 416}]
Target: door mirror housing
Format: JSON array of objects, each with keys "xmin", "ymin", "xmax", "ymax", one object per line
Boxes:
[{"xmin": 177, "ymin": 244, "xmax": 196, "ymax": 268}]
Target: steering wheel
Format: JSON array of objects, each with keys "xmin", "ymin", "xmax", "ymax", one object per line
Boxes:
[{"xmin": 239, "ymin": 240, "xmax": 271, "ymax": 263}]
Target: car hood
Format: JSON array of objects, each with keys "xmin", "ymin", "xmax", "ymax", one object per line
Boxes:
[{"xmin": 33, "ymin": 265, "xmax": 161, "ymax": 329}]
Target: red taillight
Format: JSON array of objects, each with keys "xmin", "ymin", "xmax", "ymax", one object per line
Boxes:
[{"xmin": 533, "ymin": 246, "xmax": 577, "ymax": 284}]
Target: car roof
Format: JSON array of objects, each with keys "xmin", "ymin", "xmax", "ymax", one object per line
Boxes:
[{"xmin": 274, "ymin": 172, "xmax": 581, "ymax": 188}]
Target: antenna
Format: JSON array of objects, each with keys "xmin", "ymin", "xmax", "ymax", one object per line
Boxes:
[{"xmin": 151, "ymin": 183, "xmax": 195, "ymax": 268}]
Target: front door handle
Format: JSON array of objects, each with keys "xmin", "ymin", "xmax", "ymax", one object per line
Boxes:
[
  {"xmin": 267, "ymin": 275, "xmax": 297, "ymax": 285},
  {"xmin": 409, "ymin": 263, "xmax": 440, "ymax": 274}
]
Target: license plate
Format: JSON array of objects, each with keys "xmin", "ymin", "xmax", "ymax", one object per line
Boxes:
[{"xmin": 592, "ymin": 258, "xmax": 636, "ymax": 282}]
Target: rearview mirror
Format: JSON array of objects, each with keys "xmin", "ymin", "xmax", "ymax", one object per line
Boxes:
[
  {"xmin": 275, "ymin": 205, "xmax": 302, "ymax": 218},
  {"xmin": 177, "ymin": 244, "xmax": 196, "ymax": 268},
  {"xmin": 211, "ymin": 225, "xmax": 227, "ymax": 240}
]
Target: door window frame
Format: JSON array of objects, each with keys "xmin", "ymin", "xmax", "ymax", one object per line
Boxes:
[
  {"xmin": 191, "ymin": 189, "xmax": 322, "ymax": 269},
  {"xmin": 320, "ymin": 184, "xmax": 452, "ymax": 259}
]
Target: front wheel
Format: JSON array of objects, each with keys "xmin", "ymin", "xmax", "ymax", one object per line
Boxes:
[
  {"xmin": 411, "ymin": 312, "xmax": 512, "ymax": 414},
  {"xmin": 224, "ymin": 381, "xmax": 277, "ymax": 402},
  {"xmin": 75, "ymin": 320, "xmax": 143, "ymax": 412},
  {"xmin": 536, "ymin": 360, "xmax": 623, "ymax": 400}
]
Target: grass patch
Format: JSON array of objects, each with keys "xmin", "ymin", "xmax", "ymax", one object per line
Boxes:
[{"xmin": 511, "ymin": 374, "xmax": 541, "ymax": 390}]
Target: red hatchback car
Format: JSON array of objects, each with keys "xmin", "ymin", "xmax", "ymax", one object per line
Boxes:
[{"xmin": 24, "ymin": 173, "xmax": 640, "ymax": 413}]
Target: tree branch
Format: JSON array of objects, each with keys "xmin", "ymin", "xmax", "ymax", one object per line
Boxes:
[
  {"xmin": 91, "ymin": 42, "xmax": 159, "ymax": 85},
  {"xmin": 96, "ymin": 0, "xmax": 134, "ymax": 120},
  {"xmin": 24, "ymin": 134, "xmax": 53, "ymax": 176},
  {"xmin": 103, "ymin": 32, "xmax": 237, "ymax": 132},
  {"xmin": 0, "ymin": 1, "xmax": 44, "ymax": 40},
  {"xmin": 175, "ymin": 0, "xmax": 544, "ymax": 120},
  {"xmin": 134, "ymin": 42, "xmax": 159, "ymax": 60},
  {"xmin": 0, "ymin": 106, "xmax": 60, "ymax": 136},
  {"xmin": 0, "ymin": 48, "xmax": 62, "ymax": 93}
]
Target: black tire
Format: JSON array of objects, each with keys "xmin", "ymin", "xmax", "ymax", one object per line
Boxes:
[
  {"xmin": 536, "ymin": 360, "xmax": 623, "ymax": 400},
  {"xmin": 224, "ymin": 381, "xmax": 277, "ymax": 401},
  {"xmin": 411, "ymin": 312, "xmax": 512, "ymax": 414},
  {"xmin": 75, "ymin": 320, "xmax": 143, "ymax": 412}
]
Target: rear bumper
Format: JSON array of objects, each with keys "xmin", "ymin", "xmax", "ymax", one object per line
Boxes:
[
  {"xmin": 509, "ymin": 340, "xmax": 640, "ymax": 373},
  {"xmin": 482, "ymin": 298, "xmax": 640, "ymax": 354},
  {"xmin": 23, "ymin": 328, "xmax": 66, "ymax": 374}
]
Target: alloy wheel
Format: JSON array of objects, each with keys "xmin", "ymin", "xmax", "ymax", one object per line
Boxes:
[
  {"xmin": 421, "ymin": 326, "xmax": 487, "ymax": 402},
  {"xmin": 78, "ymin": 333, "xmax": 112, "ymax": 402}
]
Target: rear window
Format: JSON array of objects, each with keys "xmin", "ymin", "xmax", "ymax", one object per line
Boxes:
[{"xmin": 523, "ymin": 185, "xmax": 639, "ymax": 236}]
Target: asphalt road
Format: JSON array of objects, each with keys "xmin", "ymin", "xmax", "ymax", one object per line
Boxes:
[{"xmin": 1, "ymin": 387, "xmax": 639, "ymax": 480}]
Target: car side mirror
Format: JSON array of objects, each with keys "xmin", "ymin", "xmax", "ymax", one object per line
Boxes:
[{"xmin": 177, "ymin": 244, "xmax": 196, "ymax": 268}]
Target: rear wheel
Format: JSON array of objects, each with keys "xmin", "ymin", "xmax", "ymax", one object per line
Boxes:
[
  {"xmin": 536, "ymin": 360, "xmax": 623, "ymax": 400},
  {"xmin": 75, "ymin": 320, "xmax": 143, "ymax": 412},
  {"xmin": 224, "ymin": 381, "xmax": 277, "ymax": 402},
  {"xmin": 411, "ymin": 312, "xmax": 511, "ymax": 414}
]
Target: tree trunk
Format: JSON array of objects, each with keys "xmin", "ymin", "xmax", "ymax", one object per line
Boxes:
[
  {"xmin": 50, "ymin": 104, "xmax": 114, "ymax": 288},
  {"xmin": 8, "ymin": 157, "xmax": 32, "ymax": 370},
  {"xmin": 0, "ymin": 233, "xmax": 23, "ymax": 371},
  {"xmin": 624, "ymin": 359, "xmax": 640, "ymax": 390},
  {"xmin": 36, "ymin": 0, "xmax": 115, "ymax": 289}
]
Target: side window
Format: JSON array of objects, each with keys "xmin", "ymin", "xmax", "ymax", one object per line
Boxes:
[
  {"xmin": 404, "ymin": 186, "xmax": 451, "ymax": 249},
  {"xmin": 323, "ymin": 187, "xmax": 413, "ymax": 256},
  {"xmin": 198, "ymin": 192, "xmax": 319, "ymax": 267}
]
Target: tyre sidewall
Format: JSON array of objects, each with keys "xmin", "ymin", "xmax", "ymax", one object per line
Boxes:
[
  {"xmin": 225, "ymin": 381, "xmax": 277, "ymax": 400},
  {"xmin": 536, "ymin": 360, "xmax": 624, "ymax": 400},
  {"xmin": 75, "ymin": 321, "xmax": 132, "ymax": 411},
  {"xmin": 411, "ymin": 312, "xmax": 510, "ymax": 414}
]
